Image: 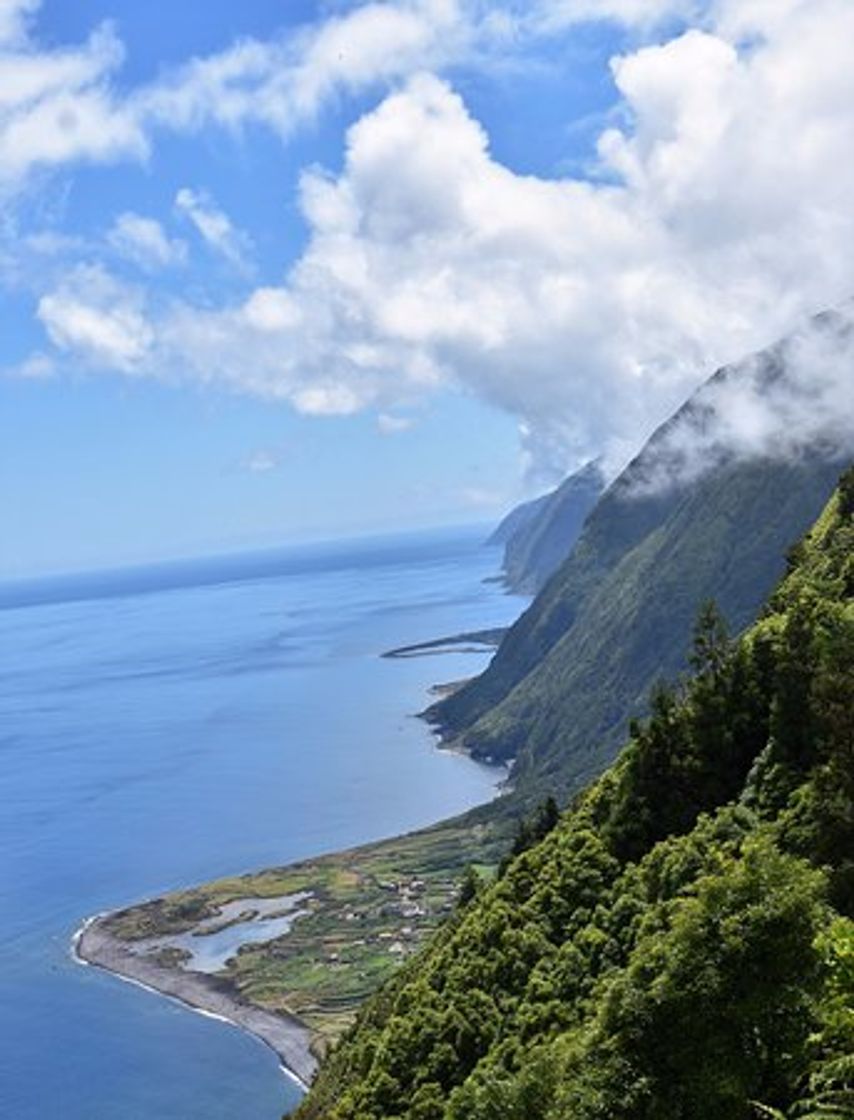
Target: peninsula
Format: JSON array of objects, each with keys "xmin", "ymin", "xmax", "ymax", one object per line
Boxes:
[{"xmin": 73, "ymin": 815, "xmax": 506, "ymax": 1085}]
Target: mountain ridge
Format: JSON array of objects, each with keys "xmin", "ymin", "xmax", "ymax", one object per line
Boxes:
[
  {"xmin": 294, "ymin": 467, "xmax": 854, "ymax": 1120},
  {"xmin": 429, "ymin": 313, "xmax": 852, "ymax": 808}
]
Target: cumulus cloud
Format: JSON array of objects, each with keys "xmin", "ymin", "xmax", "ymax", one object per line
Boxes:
[
  {"xmin": 37, "ymin": 264, "xmax": 153, "ymax": 372},
  {"xmin": 0, "ymin": 0, "xmax": 39, "ymax": 47},
  {"xmin": 138, "ymin": 0, "xmax": 471, "ymax": 136},
  {"xmin": 16, "ymin": 0, "xmax": 854, "ymax": 484},
  {"xmin": 0, "ymin": 16, "xmax": 145, "ymax": 189},
  {"xmin": 242, "ymin": 288, "xmax": 302, "ymax": 332},
  {"xmin": 0, "ymin": 0, "xmax": 702, "ymax": 195},
  {"xmin": 107, "ymin": 212, "xmax": 186, "ymax": 271},
  {"xmin": 175, "ymin": 188, "xmax": 252, "ymax": 269},
  {"xmin": 0, "ymin": 0, "xmax": 474, "ymax": 194},
  {"xmin": 0, "ymin": 0, "xmax": 734, "ymax": 196},
  {"xmin": 1, "ymin": 0, "xmax": 698, "ymax": 195}
]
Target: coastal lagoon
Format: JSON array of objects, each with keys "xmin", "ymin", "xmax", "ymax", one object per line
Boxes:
[{"xmin": 0, "ymin": 527, "xmax": 523, "ymax": 1119}]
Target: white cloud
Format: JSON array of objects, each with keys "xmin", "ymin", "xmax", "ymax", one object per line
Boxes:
[
  {"xmin": 37, "ymin": 264, "xmax": 153, "ymax": 372},
  {"xmin": 0, "ymin": 17, "xmax": 146, "ymax": 189},
  {"xmin": 136, "ymin": 0, "xmax": 471, "ymax": 137},
  {"xmin": 247, "ymin": 3, "xmax": 851, "ymax": 477},
  {"xmin": 3, "ymin": 0, "xmax": 793, "ymax": 202},
  {"xmin": 0, "ymin": 0, "xmax": 707, "ymax": 198},
  {"xmin": 0, "ymin": 0, "xmax": 39, "ymax": 48},
  {"xmin": 16, "ymin": 0, "xmax": 854, "ymax": 484},
  {"xmin": 175, "ymin": 187, "xmax": 251, "ymax": 269},
  {"xmin": 0, "ymin": 0, "xmax": 474, "ymax": 195},
  {"xmin": 3, "ymin": 350, "xmax": 55, "ymax": 379},
  {"xmin": 531, "ymin": 0, "xmax": 701, "ymax": 32},
  {"xmin": 107, "ymin": 212, "xmax": 186, "ymax": 271},
  {"xmin": 293, "ymin": 384, "xmax": 365, "ymax": 416},
  {"xmin": 242, "ymin": 288, "xmax": 302, "ymax": 332},
  {"xmin": 627, "ymin": 307, "xmax": 854, "ymax": 493},
  {"xmin": 377, "ymin": 412, "xmax": 415, "ymax": 434},
  {"xmin": 24, "ymin": 230, "xmax": 87, "ymax": 256}
]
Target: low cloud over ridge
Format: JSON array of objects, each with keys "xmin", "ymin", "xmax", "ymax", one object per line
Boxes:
[{"xmin": 624, "ymin": 306, "xmax": 854, "ymax": 495}]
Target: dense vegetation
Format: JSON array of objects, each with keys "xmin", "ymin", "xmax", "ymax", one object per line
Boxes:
[{"xmin": 295, "ymin": 470, "xmax": 854, "ymax": 1120}]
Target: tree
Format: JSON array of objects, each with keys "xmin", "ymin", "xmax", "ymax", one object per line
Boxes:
[
  {"xmin": 458, "ymin": 866, "xmax": 482, "ymax": 908},
  {"xmin": 500, "ymin": 796, "xmax": 562, "ymax": 874},
  {"xmin": 563, "ymin": 840, "xmax": 828, "ymax": 1120},
  {"xmin": 770, "ymin": 600, "xmax": 818, "ymax": 772},
  {"xmin": 690, "ymin": 599, "xmax": 731, "ymax": 679},
  {"xmin": 838, "ymin": 465, "xmax": 854, "ymax": 519}
]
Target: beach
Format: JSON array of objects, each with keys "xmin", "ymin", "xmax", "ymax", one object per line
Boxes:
[{"xmin": 74, "ymin": 914, "xmax": 318, "ymax": 1089}]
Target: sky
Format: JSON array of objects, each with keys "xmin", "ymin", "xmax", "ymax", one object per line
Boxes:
[{"xmin": 1, "ymin": 0, "xmax": 853, "ymax": 576}]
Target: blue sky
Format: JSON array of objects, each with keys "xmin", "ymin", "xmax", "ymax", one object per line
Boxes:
[{"xmin": 2, "ymin": 0, "xmax": 853, "ymax": 575}]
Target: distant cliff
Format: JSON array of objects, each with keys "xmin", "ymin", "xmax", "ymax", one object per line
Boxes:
[
  {"xmin": 487, "ymin": 491, "xmax": 551, "ymax": 548},
  {"xmin": 492, "ymin": 462, "xmax": 604, "ymax": 593}
]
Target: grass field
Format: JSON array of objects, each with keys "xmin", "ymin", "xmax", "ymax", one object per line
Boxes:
[{"xmin": 102, "ymin": 817, "xmax": 506, "ymax": 1055}]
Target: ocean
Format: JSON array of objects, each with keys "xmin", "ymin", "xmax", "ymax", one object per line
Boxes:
[{"xmin": 0, "ymin": 526, "xmax": 523, "ymax": 1119}]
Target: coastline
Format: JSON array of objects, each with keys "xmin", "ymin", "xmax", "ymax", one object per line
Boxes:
[
  {"xmin": 66, "ymin": 806, "xmax": 511, "ymax": 1098},
  {"xmin": 66, "ymin": 700, "xmax": 509, "ymax": 1100},
  {"xmin": 72, "ymin": 913, "xmax": 317, "ymax": 1090},
  {"xmin": 67, "ymin": 619, "xmax": 517, "ymax": 1099}
]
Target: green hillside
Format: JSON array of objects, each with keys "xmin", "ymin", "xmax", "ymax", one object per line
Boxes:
[
  {"xmin": 497, "ymin": 461, "xmax": 604, "ymax": 593},
  {"xmin": 430, "ymin": 329, "xmax": 848, "ymax": 810},
  {"xmin": 294, "ymin": 467, "xmax": 854, "ymax": 1120}
]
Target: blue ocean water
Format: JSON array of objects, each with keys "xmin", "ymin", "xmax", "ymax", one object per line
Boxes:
[{"xmin": 0, "ymin": 526, "xmax": 523, "ymax": 1119}]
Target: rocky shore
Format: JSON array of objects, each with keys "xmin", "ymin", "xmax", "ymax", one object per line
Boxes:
[{"xmin": 74, "ymin": 914, "xmax": 318, "ymax": 1089}]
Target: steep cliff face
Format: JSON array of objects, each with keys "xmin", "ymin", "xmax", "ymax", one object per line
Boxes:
[
  {"xmin": 430, "ymin": 317, "xmax": 851, "ymax": 807},
  {"xmin": 460, "ymin": 455, "xmax": 843, "ymax": 802},
  {"xmin": 487, "ymin": 491, "xmax": 551, "ymax": 549},
  {"xmin": 496, "ymin": 461, "xmax": 604, "ymax": 593}
]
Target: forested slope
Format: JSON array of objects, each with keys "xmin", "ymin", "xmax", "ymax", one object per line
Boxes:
[
  {"xmin": 431, "ymin": 321, "xmax": 850, "ymax": 808},
  {"xmin": 295, "ymin": 468, "xmax": 854, "ymax": 1120}
]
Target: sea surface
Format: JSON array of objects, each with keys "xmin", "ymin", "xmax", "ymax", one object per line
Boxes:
[{"xmin": 0, "ymin": 526, "xmax": 524, "ymax": 1119}]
